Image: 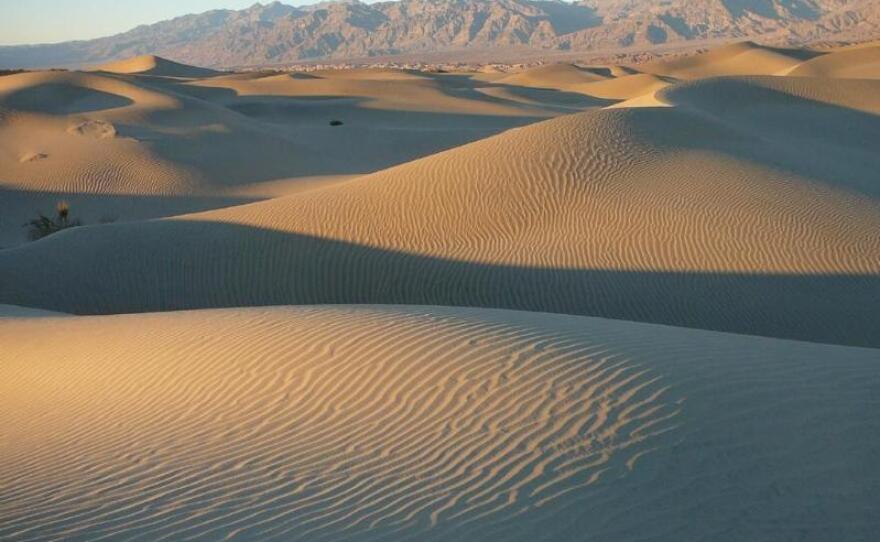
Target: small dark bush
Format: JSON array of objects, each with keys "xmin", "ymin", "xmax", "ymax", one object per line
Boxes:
[
  {"xmin": 25, "ymin": 201, "xmax": 82, "ymax": 240},
  {"xmin": 329, "ymin": 119, "xmax": 344, "ymax": 126}
]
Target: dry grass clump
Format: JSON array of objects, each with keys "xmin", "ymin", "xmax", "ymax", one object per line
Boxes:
[{"xmin": 25, "ymin": 201, "xmax": 82, "ymax": 240}]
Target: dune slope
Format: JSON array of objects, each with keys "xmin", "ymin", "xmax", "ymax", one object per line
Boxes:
[
  {"xmin": 2, "ymin": 305, "xmax": 878, "ymax": 541},
  {"xmin": 639, "ymin": 41, "xmax": 819, "ymax": 79},
  {"xmin": 2, "ymin": 76, "xmax": 878, "ymax": 346},
  {"xmin": 788, "ymin": 43, "xmax": 880, "ymax": 79},
  {"xmin": 0, "ymin": 63, "xmax": 592, "ymax": 246},
  {"xmin": 497, "ymin": 64, "xmax": 608, "ymax": 89},
  {"xmin": 93, "ymin": 55, "xmax": 221, "ymax": 77}
]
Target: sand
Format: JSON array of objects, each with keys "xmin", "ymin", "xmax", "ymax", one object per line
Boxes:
[
  {"xmin": 2, "ymin": 43, "xmax": 880, "ymax": 540},
  {"xmin": 497, "ymin": 63, "xmax": 609, "ymax": 89},
  {"xmin": 638, "ymin": 41, "xmax": 820, "ymax": 79},
  {"xmin": 788, "ymin": 42, "xmax": 880, "ymax": 78},
  {"xmin": 2, "ymin": 305, "xmax": 878, "ymax": 541},
  {"xmin": 94, "ymin": 55, "xmax": 221, "ymax": 78},
  {"xmin": 0, "ymin": 61, "xmax": 588, "ymax": 247},
  {"xmin": 2, "ymin": 73, "xmax": 879, "ymax": 345}
]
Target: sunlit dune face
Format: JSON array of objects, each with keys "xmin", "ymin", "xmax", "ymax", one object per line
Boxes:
[
  {"xmin": 2, "ymin": 306, "xmax": 878, "ymax": 540},
  {"xmin": 0, "ymin": 307, "xmax": 684, "ymax": 540}
]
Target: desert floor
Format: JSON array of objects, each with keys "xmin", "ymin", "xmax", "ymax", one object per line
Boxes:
[{"xmin": 1, "ymin": 41, "xmax": 879, "ymax": 541}]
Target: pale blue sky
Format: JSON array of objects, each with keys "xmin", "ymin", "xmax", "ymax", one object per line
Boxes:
[{"xmin": 0, "ymin": 1, "xmax": 312, "ymax": 45}]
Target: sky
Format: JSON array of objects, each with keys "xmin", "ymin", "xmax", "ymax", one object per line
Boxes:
[{"xmin": 0, "ymin": 1, "xmax": 301, "ymax": 45}]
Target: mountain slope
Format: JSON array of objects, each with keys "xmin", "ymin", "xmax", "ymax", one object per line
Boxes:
[{"xmin": 1, "ymin": 0, "xmax": 879, "ymax": 68}]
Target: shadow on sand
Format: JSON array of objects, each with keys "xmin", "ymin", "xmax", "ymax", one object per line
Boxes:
[{"xmin": 2, "ymin": 220, "xmax": 877, "ymax": 348}]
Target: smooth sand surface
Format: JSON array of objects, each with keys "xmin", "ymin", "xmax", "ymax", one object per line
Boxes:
[
  {"xmin": 573, "ymin": 73, "xmax": 674, "ymax": 100},
  {"xmin": 497, "ymin": 64, "xmax": 609, "ymax": 89},
  {"xmin": 2, "ymin": 305, "xmax": 878, "ymax": 541},
  {"xmin": 788, "ymin": 43, "xmax": 880, "ymax": 78},
  {"xmin": 638, "ymin": 41, "xmax": 820, "ymax": 79},
  {"xmin": 94, "ymin": 55, "xmax": 222, "ymax": 77}
]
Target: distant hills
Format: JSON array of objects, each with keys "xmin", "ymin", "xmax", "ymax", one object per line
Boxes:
[{"xmin": 2, "ymin": 0, "xmax": 879, "ymax": 68}]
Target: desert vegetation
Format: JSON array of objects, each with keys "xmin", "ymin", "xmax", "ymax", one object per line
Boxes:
[{"xmin": 25, "ymin": 201, "xmax": 81, "ymax": 240}]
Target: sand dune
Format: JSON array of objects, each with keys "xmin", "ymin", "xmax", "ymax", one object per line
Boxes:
[
  {"xmin": 2, "ymin": 75, "xmax": 878, "ymax": 345},
  {"xmin": 93, "ymin": 54, "xmax": 221, "ymax": 78},
  {"xmin": 3, "ymin": 40, "xmax": 880, "ymax": 542},
  {"xmin": 0, "ymin": 63, "xmax": 594, "ymax": 246},
  {"xmin": 497, "ymin": 64, "xmax": 609, "ymax": 90},
  {"xmin": 573, "ymin": 73, "xmax": 674, "ymax": 100},
  {"xmin": 639, "ymin": 41, "xmax": 819, "ymax": 79},
  {"xmin": 187, "ymin": 68, "xmax": 563, "ymax": 117},
  {"xmin": 788, "ymin": 43, "xmax": 880, "ymax": 78},
  {"xmin": 2, "ymin": 305, "xmax": 878, "ymax": 541}
]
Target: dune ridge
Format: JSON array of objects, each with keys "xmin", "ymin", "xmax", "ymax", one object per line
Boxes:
[
  {"xmin": 2, "ymin": 40, "xmax": 880, "ymax": 542},
  {"xmin": 2, "ymin": 75, "xmax": 878, "ymax": 345},
  {"xmin": 788, "ymin": 43, "xmax": 880, "ymax": 78},
  {"xmin": 2, "ymin": 305, "xmax": 878, "ymax": 541},
  {"xmin": 496, "ymin": 64, "xmax": 609, "ymax": 89},
  {"xmin": 1, "ymin": 63, "xmax": 587, "ymax": 246},
  {"xmin": 93, "ymin": 55, "xmax": 221, "ymax": 77},
  {"xmin": 638, "ymin": 41, "xmax": 820, "ymax": 79}
]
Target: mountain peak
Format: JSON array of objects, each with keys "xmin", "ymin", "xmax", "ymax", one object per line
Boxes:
[{"xmin": 0, "ymin": 0, "xmax": 877, "ymax": 69}]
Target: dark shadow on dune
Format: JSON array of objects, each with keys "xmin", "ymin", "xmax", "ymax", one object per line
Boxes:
[
  {"xmin": 89, "ymin": 71, "xmax": 614, "ymax": 182},
  {"xmin": 162, "ymin": 72, "xmax": 614, "ymax": 114},
  {"xmin": 83, "ymin": 79, "xmax": 574, "ymax": 180},
  {"xmin": 1, "ymin": 83, "xmax": 134, "ymax": 114},
  {"xmin": 623, "ymin": 89, "xmax": 880, "ymax": 199},
  {"xmin": 1, "ymin": 221, "xmax": 877, "ymax": 348},
  {"xmin": 0, "ymin": 187, "xmax": 262, "ymax": 247}
]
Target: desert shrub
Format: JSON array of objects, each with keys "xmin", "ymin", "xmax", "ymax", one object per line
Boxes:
[
  {"xmin": 25, "ymin": 201, "xmax": 82, "ymax": 240},
  {"xmin": 329, "ymin": 119, "xmax": 344, "ymax": 126}
]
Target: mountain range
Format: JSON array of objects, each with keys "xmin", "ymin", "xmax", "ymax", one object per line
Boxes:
[{"xmin": 1, "ymin": 0, "xmax": 879, "ymax": 68}]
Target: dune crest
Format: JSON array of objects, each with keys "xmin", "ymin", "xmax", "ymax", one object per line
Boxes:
[
  {"xmin": 94, "ymin": 54, "xmax": 220, "ymax": 77},
  {"xmin": 497, "ymin": 64, "xmax": 608, "ymax": 89},
  {"xmin": 2, "ymin": 37, "xmax": 880, "ymax": 542},
  {"xmin": 3, "ymin": 74, "xmax": 878, "ymax": 346},
  {"xmin": 639, "ymin": 41, "xmax": 819, "ymax": 79},
  {"xmin": 789, "ymin": 43, "xmax": 880, "ymax": 78}
]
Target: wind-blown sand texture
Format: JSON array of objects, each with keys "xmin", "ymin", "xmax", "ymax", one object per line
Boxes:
[
  {"xmin": 0, "ymin": 62, "xmax": 583, "ymax": 246},
  {"xmin": 2, "ymin": 305, "xmax": 878, "ymax": 541},
  {"xmin": 2, "ymin": 74, "xmax": 879, "ymax": 346},
  {"xmin": 2, "ymin": 42, "xmax": 879, "ymax": 541}
]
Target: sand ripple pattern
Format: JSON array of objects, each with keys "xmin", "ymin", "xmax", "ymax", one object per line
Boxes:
[
  {"xmin": 0, "ymin": 307, "xmax": 683, "ymax": 541},
  {"xmin": 3, "ymin": 306, "xmax": 879, "ymax": 541}
]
